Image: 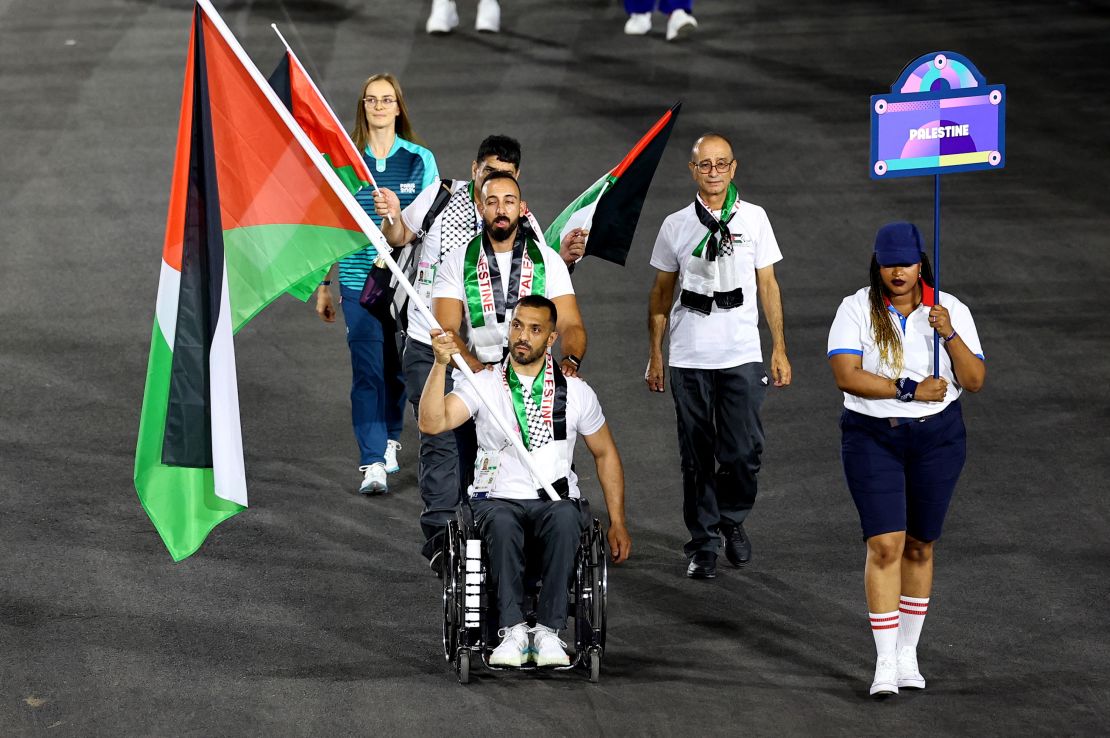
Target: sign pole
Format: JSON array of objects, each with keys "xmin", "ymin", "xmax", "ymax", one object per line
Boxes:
[{"xmin": 933, "ymin": 174, "xmax": 941, "ymax": 378}]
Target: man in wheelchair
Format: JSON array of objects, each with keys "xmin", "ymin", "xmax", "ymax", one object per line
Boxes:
[{"xmin": 419, "ymin": 294, "xmax": 632, "ymax": 668}]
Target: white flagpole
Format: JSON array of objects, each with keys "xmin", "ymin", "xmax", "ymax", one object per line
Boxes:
[
  {"xmin": 196, "ymin": 0, "xmax": 560, "ymax": 501},
  {"xmin": 268, "ymin": 22, "xmax": 392, "ymax": 225}
]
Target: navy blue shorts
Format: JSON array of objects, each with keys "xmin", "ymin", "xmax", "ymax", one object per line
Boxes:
[{"xmin": 840, "ymin": 400, "xmax": 967, "ymax": 542}]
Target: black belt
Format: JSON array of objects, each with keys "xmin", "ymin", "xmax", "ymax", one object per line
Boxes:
[{"xmin": 887, "ymin": 413, "xmax": 941, "ymax": 427}]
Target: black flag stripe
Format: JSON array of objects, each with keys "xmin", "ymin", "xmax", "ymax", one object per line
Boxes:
[{"xmin": 162, "ymin": 8, "xmax": 225, "ymax": 469}]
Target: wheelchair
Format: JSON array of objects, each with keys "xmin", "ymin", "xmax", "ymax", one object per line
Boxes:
[{"xmin": 440, "ymin": 498, "xmax": 608, "ymax": 684}]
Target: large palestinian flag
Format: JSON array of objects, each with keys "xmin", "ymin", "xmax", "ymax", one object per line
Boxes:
[
  {"xmin": 545, "ymin": 103, "xmax": 680, "ymax": 266},
  {"xmin": 134, "ymin": 1, "xmax": 378, "ymax": 561},
  {"xmin": 268, "ymin": 42, "xmax": 376, "ymax": 299}
]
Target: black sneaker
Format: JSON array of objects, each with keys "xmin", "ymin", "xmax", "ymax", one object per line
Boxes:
[
  {"xmin": 723, "ymin": 522, "xmax": 751, "ymax": 568},
  {"xmin": 686, "ymin": 551, "xmax": 717, "ymax": 579}
]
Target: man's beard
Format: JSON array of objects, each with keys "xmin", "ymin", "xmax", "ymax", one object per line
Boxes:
[
  {"xmin": 486, "ymin": 217, "xmax": 518, "ymax": 241},
  {"xmin": 511, "ymin": 342, "xmax": 546, "ymax": 365}
]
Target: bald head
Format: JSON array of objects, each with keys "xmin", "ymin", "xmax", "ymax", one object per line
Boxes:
[{"xmin": 691, "ymin": 133, "xmax": 734, "ymax": 161}]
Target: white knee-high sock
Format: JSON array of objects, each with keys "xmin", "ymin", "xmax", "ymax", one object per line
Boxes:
[
  {"xmin": 898, "ymin": 596, "xmax": 929, "ymax": 650},
  {"xmin": 869, "ymin": 610, "xmax": 900, "ymax": 659}
]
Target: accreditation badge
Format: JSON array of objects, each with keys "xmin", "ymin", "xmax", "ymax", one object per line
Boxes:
[
  {"xmin": 416, "ymin": 260, "xmax": 437, "ymax": 304},
  {"xmin": 471, "ymin": 448, "xmax": 500, "ymax": 497}
]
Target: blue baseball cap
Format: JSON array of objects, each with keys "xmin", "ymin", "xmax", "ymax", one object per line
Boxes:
[{"xmin": 874, "ymin": 222, "xmax": 924, "ymax": 266}]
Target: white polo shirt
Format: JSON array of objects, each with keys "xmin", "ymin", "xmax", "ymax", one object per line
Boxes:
[
  {"xmin": 649, "ymin": 199, "xmax": 783, "ymax": 369},
  {"xmin": 433, "ymin": 239, "xmax": 574, "ymax": 352},
  {"xmin": 451, "ymin": 367, "xmax": 606, "ymax": 500},
  {"xmin": 827, "ymin": 285, "xmax": 984, "ymax": 418}
]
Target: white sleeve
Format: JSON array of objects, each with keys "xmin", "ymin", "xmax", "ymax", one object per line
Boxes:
[
  {"xmin": 448, "ymin": 371, "xmax": 484, "ymax": 418},
  {"xmin": 753, "ymin": 206, "xmax": 783, "ymax": 269},
  {"xmin": 573, "ymin": 379, "xmax": 606, "ymax": 436},
  {"xmin": 432, "ymin": 248, "xmax": 466, "ymax": 301},
  {"xmin": 649, "ymin": 218, "xmax": 680, "ymax": 273},
  {"xmin": 401, "ymin": 179, "xmax": 440, "ymax": 235},
  {"xmin": 949, "ymin": 298, "xmax": 984, "ymax": 359},
  {"xmin": 827, "ymin": 296, "xmax": 865, "ymax": 357},
  {"xmin": 543, "ymin": 247, "xmax": 575, "ymax": 297}
]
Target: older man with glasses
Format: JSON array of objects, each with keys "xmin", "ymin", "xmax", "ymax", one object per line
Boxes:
[{"xmin": 644, "ymin": 133, "xmax": 791, "ymax": 579}]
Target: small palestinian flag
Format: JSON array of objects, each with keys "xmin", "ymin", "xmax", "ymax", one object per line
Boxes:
[
  {"xmin": 268, "ymin": 46, "xmax": 373, "ymax": 196},
  {"xmin": 134, "ymin": 1, "xmax": 375, "ymax": 561},
  {"xmin": 545, "ymin": 103, "xmax": 680, "ymax": 266}
]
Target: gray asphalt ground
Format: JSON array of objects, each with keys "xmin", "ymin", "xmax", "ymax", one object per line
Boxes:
[{"xmin": 2, "ymin": 0, "xmax": 1109, "ymax": 734}]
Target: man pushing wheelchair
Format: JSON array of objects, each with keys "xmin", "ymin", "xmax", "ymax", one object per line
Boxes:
[{"xmin": 419, "ymin": 294, "xmax": 632, "ymax": 669}]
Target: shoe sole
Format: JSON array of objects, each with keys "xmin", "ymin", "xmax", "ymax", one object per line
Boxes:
[
  {"xmin": 360, "ymin": 485, "xmax": 387, "ymax": 496},
  {"xmin": 667, "ymin": 22, "xmax": 696, "ymax": 41},
  {"xmin": 686, "ymin": 570, "xmax": 716, "ymax": 579},
  {"xmin": 534, "ymin": 657, "xmax": 570, "ymax": 667},
  {"xmin": 897, "ymin": 678, "xmax": 926, "ymax": 689},
  {"xmin": 384, "ymin": 465, "xmax": 400, "ymax": 474},
  {"xmin": 870, "ymin": 684, "xmax": 898, "ymax": 697}
]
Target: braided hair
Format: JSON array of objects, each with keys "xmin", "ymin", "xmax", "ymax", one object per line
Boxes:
[{"xmin": 867, "ymin": 253, "xmax": 935, "ymax": 377}]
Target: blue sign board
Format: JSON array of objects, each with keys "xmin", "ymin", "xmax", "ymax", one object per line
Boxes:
[{"xmin": 871, "ymin": 52, "xmax": 1005, "ymax": 179}]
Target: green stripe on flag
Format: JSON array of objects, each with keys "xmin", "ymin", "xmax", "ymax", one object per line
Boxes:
[
  {"xmin": 543, "ymin": 173, "xmax": 613, "ymax": 249},
  {"xmin": 224, "ymin": 223, "xmax": 370, "ymax": 331},
  {"xmin": 134, "ymin": 319, "xmax": 243, "ymax": 562},
  {"xmin": 323, "ymin": 153, "xmax": 370, "ymax": 196},
  {"xmin": 283, "ymin": 154, "xmax": 370, "ymax": 303}
]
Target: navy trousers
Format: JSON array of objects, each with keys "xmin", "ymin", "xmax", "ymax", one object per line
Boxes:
[
  {"xmin": 472, "ymin": 498, "xmax": 583, "ymax": 631},
  {"xmin": 403, "ymin": 338, "xmax": 461, "ymax": 559},
  {"xmin": 670, "ymin": 362, "xmax": 768, "ymax": 558},
  {"xmin": 340, "ymin": 287, "xmax": 405, "ymax": 465},
  {"xmin": 625, "ymin": 0, "xmax": 693, "ymax": 13}
]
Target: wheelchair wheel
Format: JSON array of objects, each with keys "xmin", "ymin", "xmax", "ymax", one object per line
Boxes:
[
  {"xmin": 587, "ymin": 646, "xmax": 602, "ymax": 684},
  {"xmin": 455, "ymin": 649, "xmax": 471, "ymax": 685},
  {"xmin": 441, "ymin": 522, "xmax": 461, "ymax": 661},
  {"xmin": 591, "ymin": 521, "xmax": 608, "ymax": 650}
]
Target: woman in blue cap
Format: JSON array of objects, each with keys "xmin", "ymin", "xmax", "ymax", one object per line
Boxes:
[{"xmin": 827, "ymin": 222, "xmax": 986, "ymax": 698}]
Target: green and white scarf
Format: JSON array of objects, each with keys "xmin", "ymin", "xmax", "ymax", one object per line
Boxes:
[
  {"xmin": 463, "ymin": 230, "xmax": 547, "ymax": 363},
  {"xmin": 680, "ymin": 183, "xmax": 745, "ymax": 316}
]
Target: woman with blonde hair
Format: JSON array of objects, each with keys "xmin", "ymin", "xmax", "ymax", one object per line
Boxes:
[{"xmin": 315, "ymin": 73, "xmax": 439, "ymax": 496}]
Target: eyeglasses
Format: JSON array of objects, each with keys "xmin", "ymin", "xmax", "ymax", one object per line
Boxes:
[
  {"xmin": 693, "ymin": 159, "xmax": 735, "ymax": 174},
  {"xmin": 362, "ymin": 96, "xmax": 397, "ymax": 107}
]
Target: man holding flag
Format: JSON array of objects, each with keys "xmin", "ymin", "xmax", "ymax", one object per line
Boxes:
[
  {"xmin": 645, "ymin": 133, "xmax": 791, "ymax": 579},
  {"xmin": 419, "ymin": 295, "xmax": 630, "ymax": 667}
]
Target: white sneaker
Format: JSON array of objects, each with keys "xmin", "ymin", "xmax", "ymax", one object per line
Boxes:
[
  {"xmin": 530, "ymin": 624, "xmax": 570, "ymax": 667},
  {"xmin": 624, "ymin": 12, "xmax": 652, "ymax": 35},
  {"xmin": 384, "ymin": 439, "xmax": 401, "ymax": 474},
  {"xmin": 358, "ymin": 463, "xmax": 387, "ymax": 495},
  {"xmin": 475, "ymin": 0, "xmax": 500, "ymax": 32},
  {"xmin": 426, "ymin": 0, "xmax": 458, "ymax": 34},
  {"xmin": 896, "ymin": 646, "xmax": 926, "ymax": 689},
  {"xmin": 489, "ymin": 623, "xmax": 531, "ymax": 667},
  {"xmin": 665, "ymin": 9, "xmax": 697, "ymax": 41},
  {"xmin": 870, "ymin": 655, "xmax": 899, "ymax": 697}
]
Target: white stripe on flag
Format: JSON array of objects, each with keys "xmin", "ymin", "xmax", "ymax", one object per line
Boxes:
[
  {"xmin": 210, "ymin": 261, "xmax": 248, "ymax": 506},
  {"xmin": 155, "ymin": 259, "xmax": 181, "ymax": 350}
]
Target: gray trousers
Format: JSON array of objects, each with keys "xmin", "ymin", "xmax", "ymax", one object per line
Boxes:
[
  {"xmin": 471, "ymin": 498, "xmax": 582, "ymax": 630},
  {"xmin": 403, "ymin": 338, "xmax": 461, "ymax": 560},
  {"xmin": 670, "ymin": 362, "xmax": 767, "ymax": 557}
]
